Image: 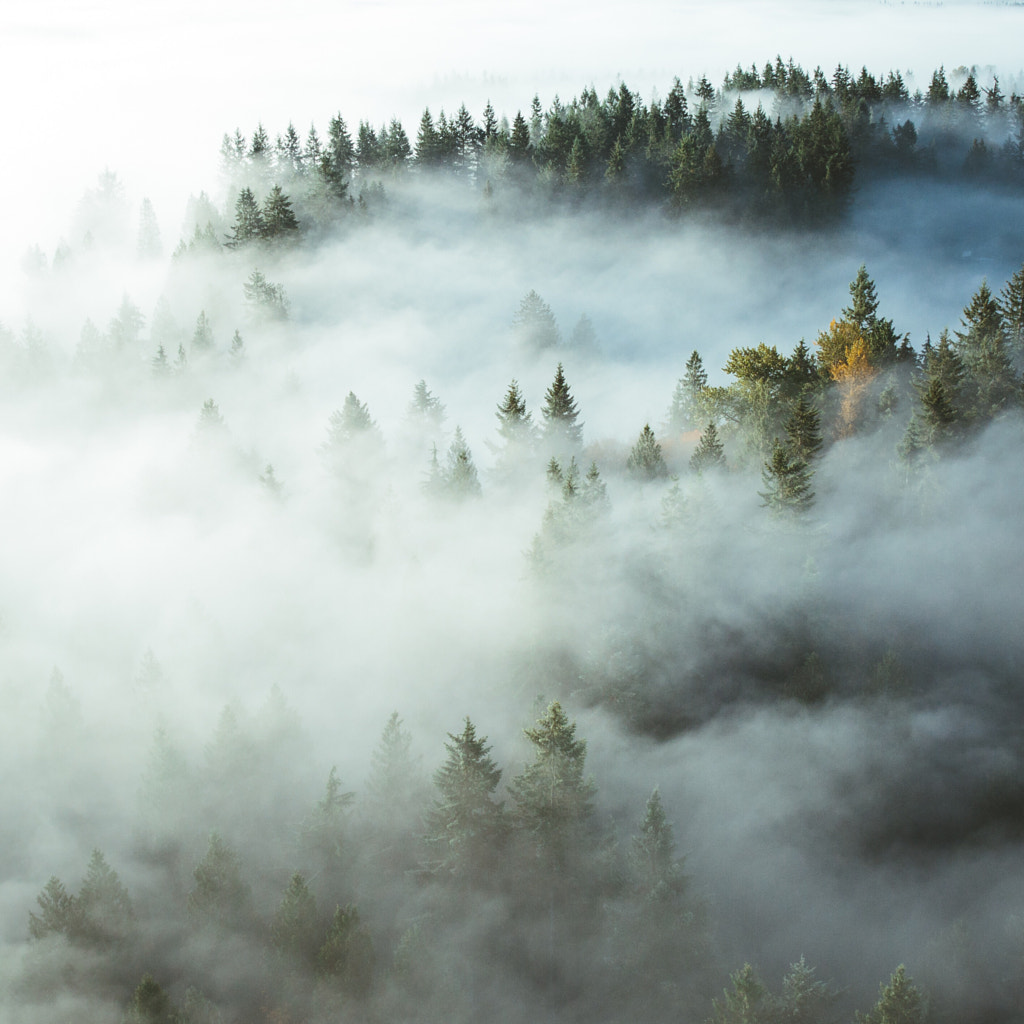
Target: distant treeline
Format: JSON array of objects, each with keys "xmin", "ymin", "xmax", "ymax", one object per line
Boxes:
[{"xmin": 204, "ymin": 57, "xmax": 1024, "ymax": 247}]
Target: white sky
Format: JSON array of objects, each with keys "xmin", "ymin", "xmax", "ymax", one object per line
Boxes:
[{"xmin": 1, "ymin": 0, "xmax": 1022, "ymax": 277}]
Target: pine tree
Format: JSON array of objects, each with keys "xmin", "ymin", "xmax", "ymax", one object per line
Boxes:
[
  {"xmin": 512, "ymin": 290, "xmax": 560, "ymax": 350},
  {"xmin": 784, "ymin": 395, "xmax": 823, "ymax": 463},
  {"xmin": 710, "ymin": 963, "xmax": 774, "ymax": 1024},
  {"xmin": 998, "ymin": 262, "xmax": 1024, "ymax": 362},
  {"xmin": 759, "ymin": 439, "xmax": 814, "ymax": 516},
  {"xmin": 955, "ymin": 280, "xmax": 1016, "ymax": 417},
  {"xmin": 779, "ymin": 957, "xmax": 840, "ymax": 1024},
  {"xmin": 406, "ymin": 379, "xmax": 445, "ymax": 435},
  {"xmin": 262, "ymin": 184, "xmax": 299, "ymax": 240},
  {"xmin": 29, "ymin": 876, "xmax": 77, "ymax": 940},
  {"xmin": 494, "ymin": 378, "xmax": 537, "ymax": 450},
  {"xmin": 541, "ymin": 362, "xmax": 583, "ymax": 450},
  {"xmin": 317, "ymin": 904, "xmax": 374, "ymax": 996},
  {"xmin": 271, "ymin": 873, "xmax": 322, "ymax": 967},
  {"xmin": 856, "ymin": 965, "xmax": 927, "ymax": 1024},
  {"xmin": 123, "ymin": 974, "xmax": 176, "ymax": 1024},
  {"xmin": 508, "ymin": 701, "xmax": 595, "ymax": 863},
  {"xmin": 226, "ymin": 187, "xmax": 265, "ymax": 247},
  {"xmin": 443, "ymin": 425, "xmax": 482, "ymax": 498},
  {"xmin": 627, "ymin": 424, "xmax": 668, "ymax": 480},
  {"xmin": 689, "ymin": 421, "xmax": 726, "ymax": 473},
  {"xmin": 187, "ymin": 833, "xmax": 252, "ymax": 929},
  {"xmin": 667, "ymin": 351, "xmax": 709, "ymax": 432},
  {"xmin": 76, "ymin": 849, "xmax": 133, "ymax": 945},
  {"xmin": 632, "ymin": 788, "xmax": 685, "ymax": 901},
  {"xmin": 192, "ymin": 310, "xmax": 214, "ymax": 352},
  {"xmin": 423, "ymin": 717, "xmax": 505, "ymax": 877}
]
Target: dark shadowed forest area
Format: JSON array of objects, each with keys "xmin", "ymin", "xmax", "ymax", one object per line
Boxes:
[{"xmin": 3, "ymin": 58, "xmax": 1024, "ymax": 1024}]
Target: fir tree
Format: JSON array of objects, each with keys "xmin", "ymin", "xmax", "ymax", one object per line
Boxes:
[
  {"xmin": 407, "ymin": 379, "xmax": 446, "ymax": 432},
  {"xmin": 123, "ymin": 974, "xmax": 176, "ymax": 1024},
  {"xmin": 76, "ymin": 849, "xmax": 133, "ymax": 946},
  {"xmin": 271, "ymin": 873, "xmax": 322, "ymax": 967},
  {"xmin": 689, "ymin": 421, "xmax": 726, "ymax": 473},
  {"xmin": 956, "ymin": 280, "xmax": 1016, "ymax": 417},
  {"xmin": 667, "ymin": 351, "xmax": 709, "ymax": 432},
  {"xmin": 627, "ymin": 424, "xmax": 668, "ymax": 480},
  {"xmin": 856, "ymin": 965, "xmax": 927, "ymax": 1024},
  {"xmin": 998, "ymin": 262, "xmax": 1024, "ymax": 362},
  {"xmin": 710, "ymin": 963, "xmax": 774, "ymax": 1024},
  {"xmin": 759, "ymin": 439, "xmax": 814, "ymax": 516},
  {"xmin": 541, "ymin": 362, "xmax": 583, "ymax": 450},
  {"xmin": 508, "ymin": 701, "xmax": 595, "ymax": 863},
  {"xmin": 29, "ymin": 876, "xmax": 77, "ymax": 940},
  {"xmin": 226, "ymin": 187, "xmax": 265, "ymax": 247},
  {"xmin": 423, "ymin": 717, "xmax": 505, "ymax": 877},
  {"xmin": 192, "ymin": 310, "xmax": 214, "ymax": 352},
  {"xmin": 512, "ymin": 290, "xmax": 560, "ymax": 350},
  {"xmin": 317, "ymin": 904, "xmax": 374, "ymax": 996},
  {"xmin": 187, "ymin": 833, "xmax": 252, "ymax": 929},
  {"xmin": 632, "ymin": 788, "xmax": 685, "ymax": 902},
  {"xmin": 494, "ymin": 378, "xmax": 537, "ymax": 449},
  {"xmin": 262, "ymin": 184, "xmax": 299, "ymax": 240},
  {"xmin": 442, "ymin": 425, "xmax": 482, "ymax": 498},
  {"xmin": 784, "ymin": 395, "xmax": 823, "ymax": 463}
]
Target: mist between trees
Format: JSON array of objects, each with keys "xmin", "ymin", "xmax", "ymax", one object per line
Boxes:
[{"xmin": 2, "ymin": 57, "xmax": 1024, "ymax": 1024}]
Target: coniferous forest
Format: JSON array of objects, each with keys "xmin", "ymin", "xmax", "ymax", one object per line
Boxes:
[{"xmin": 3, "ymin": 56, "xmax": 1024, "ymax": 1024}]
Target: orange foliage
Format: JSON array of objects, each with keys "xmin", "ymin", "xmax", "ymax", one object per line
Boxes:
[{"xmin": 830, "ymin": 334, "xmax": 877, "ymax": 438}]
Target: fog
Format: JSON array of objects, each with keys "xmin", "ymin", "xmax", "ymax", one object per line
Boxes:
[{"xmin": 3, "ymin": 3, "xmax": 1024, "ymax": 1023}]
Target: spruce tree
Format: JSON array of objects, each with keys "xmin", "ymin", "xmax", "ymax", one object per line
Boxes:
[
  {"xmin": 689, "ymin": 421, "xmax": 726, "ymax": 473},
  {"xmin": 632, "ymin": 788, "xmax": 685, "ymax": 901},
  {"xmin": 192, "ymin": 310, "xmax": 214, "ymax": 352},
  {"xmin": 187, "ymin": 833, "xmax": 252, "ymax": 929},
  {"xmin": 955, "ymin": 280, "xmax": 1017, "ymax": 417},
  {"xmin": 667, "ymin": 351, "xmax": 708, "ymax": 432},
  {"xmin": 509, "ymin": 701, "xmax": 595, "ymax": 864},
  {"xmin": 759, "ymin": 439, "xmax": 814, "ymax": 516},
  {"xmin": 540, "ymin": 362, "xmax": 583, "ymax": 450},
  {"xmin": 226, "ymin": 187, "xmax": 265, "ymax": 247},
  {"xmin": 271, "ymin": 873, "xmax": 322, "ymax": 967},
  {"xmin": 407, "ymin": 379, "xmax": 446, "ymax": 433},
  {"xmin": 784, "ymin": 395, "xmax": 823, "ymax": 463},
  {"xmin": 856, "ymin": 965, "xmax": 927, "ymax": 1024},
  {"xmin": 443, "ymin": 426, "xmax": 482, "ymax": 498},
  {"xmin": 512, "ymin": 290, "xmax": 560, "ymax": 350},
  {"xmin": 317, "ymin": 904, "xmax": 374, "ymax": 995},
  {"xmin": 627, "ymin": 424, "xmax": 668, "ymax": 480},
  {"xmin": 423, "ymin": 717, "xmax": 505, "ymax": 877},
  {"xmin": 998, "ymin": 262, "xmax": 1024, "ymax": 362},
  {"xmin": 262, "ymin": 184, "xmax": 299, "ymax": 240}
]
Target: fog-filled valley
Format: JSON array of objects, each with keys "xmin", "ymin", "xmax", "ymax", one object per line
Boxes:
[{"xmin": 3, "ymin": 22, "xmax": 1024, "ymax": 1024}]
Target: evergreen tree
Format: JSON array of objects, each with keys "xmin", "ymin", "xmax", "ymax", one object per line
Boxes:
[
  {"xmin": 366, "ymin": 711, "xmax": 416, "ymax": 810},
  {"xmin": 442, "ymin": 425, "xmax": 482, "ymax": 498},
  {"xmin": 187, "ymin": 833, "xmax": 252, "ymax": 929},
  {"xmin": 955, "ymin": 280, "xmax": 1016, "ymax": 417},
  {"xmin": 192, "ymin": 310, "xmax": 214, "ymax": 352},
  {"xmin": 627, "ymin": 424, "xmax": 669, "ymax": 480},
  {"xmin": 76, "ymin": 849, "xmax": 133, "ymax": 946},
  {"xmin": 29, "ymin": 876, "xmax": 77, "ymax": 940},
  {"xmin": 998, "ymin": 262, "xmax": 1024, "ymax": 361},
  {"xmin": 690, "ymin": 421, "xmax": 726, "ymax": 473},
  {"xmin": 710, "ymin": 963, "xmax": 774, "ymax": 1024},
  {"xmin": 508, "ymin": 701, "xmax": 595, "ymax": 863},
  {"xmin": 667, "ymin": 351, "xmax": 709, "ymax": 432},
  {"xmin": 123, "ymin": 974, "xmax": 176, "ymax": 1024},
  {"xmin": 226, "ymin": 187, "xmax": 264, "ymax": 247},
  {"xmin": 322, "ymin": 391, "xmax": 381, "ymax": 464},
  {"xmin": 778, "ymin": 957, "xmax": 840, "ymax": 1024},
  {"xmin": 784, "ymin": 395, "xmax": 823, "ymax": 463},
  {"xmin": 508, "ymin": 111, "xmax": 532, "ymax": 163},
  {"xmin": 137, "ymin": 197, "xmax": 162, "ymax": 258},
  {"xmin": 540, "ymin": 362, "xmax": 583, "ymax": 450},
  {"xmin": 317, "ymin": 904, "xmax": 374, "ymax": 996},
  {"xmin": 327, "ymin": 113, "xmax": 355, "ymax": 185},
  {"xmin": 407, "ymin": 379, "xmax": 446, "ymax": 433},
  {"xmin": 856, "ymin": 965, "xmax": 927, "ymax": 1024},
  {"xmin": 423, "ymin": 717, "xmax": 505, "ymax": 877},
  {"xmin": 632, "ymin": 788, "xmax": 685, "ymax": 902},
  {"xmin": 262, "ymin": 184, "xmax": 299, "ymax": 240},
  {"xmin": 415, "ymin": 108, "xmax": 441, "ymax": 167},
  {"xmin": 243, "ymin": 268, "xmax": 289, "ymax": 321},
  {"xmin": 271, "ymin": 872, "xmax": 322, "ymax": 967},
  {"xmin": 494, "ymin": 378, "xmax": 537, "ymax": 450},
  {"xmin": 842, "ymin": 264, "xmax": 879, "ymax": 334},
  {"xmin": 759, "ymin": 439, "xmax": 814, "ymax": 516},
  {"xmin": 512, "ymin": 290, "xmax": 560, "ymax": 349}
]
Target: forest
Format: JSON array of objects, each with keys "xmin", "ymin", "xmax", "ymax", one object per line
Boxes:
[{"xmin": 2, "ymin": 57, "xmax": 1024, "ymax": 1024}]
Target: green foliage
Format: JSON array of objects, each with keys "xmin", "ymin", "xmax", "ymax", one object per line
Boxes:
[
  {"xmin": 187, "ymin": 833, "xmax": 252, "ymax": 929},
  {"xmin": 509, "ymin": 701, "xmax": 595, "ymax": 862},
  {"xmin": 541, "ymin": 362, "xmax": 583, "ymax": 450},
  {"xmin": 690, "ymin": 421, "xmax": 726, "ymax": 473},
  {"xmin": 271, "ymin": 872, "xmax": 322, "ymax": 966},
  {"xmin": 784, "ymin": 395, "xmax": 823, "ymax": 463},
  {"xmin": 441, "ymin": 425, "xmax": 482, "ymax": 498},
  {"xmin": 76, "ymin": 849, "xmax": 134, "ymax": 946},
  {"xmin": 29, "ymin": 876, "xmax": 77, "ymax": 940},
  {"xmin": 759, "ymin": 438, "xmax": 814, "ymax": 516},
  {"xmin": 423, "ymin": 717, "xmax": 505, "ymax": 877},
  {"xmin": 407, "ymin": 379, "xmax": 446, "ymax": 433},
  {"xmin": 494, "ymin": 378, "xmax": 537, "ymax": 453},
  {"xmin": 317, "ymin": 904, "xmax": 374, "ymax": 996},
  {"xmin": 123, "ymin": 974, "xmax": 176, "ymax": 1024},
  {"xmin": 856, "ymin": 964, "xmax": 927, "ymax": 1024},
  {"xmin": 667, "ymin": 351, "xmax": 709, "ymax": 433},
  {"xmin": 627, "ymin": 424, "xmax": 668, "ymax": 480},
  {"xmin": 243, "ymin": 268, "xmax": 289, "ymax": 321},
  {"xmin": 631, "ymin": 788, "xmax": 686, "ymax": 902},
  {"xmin": 513, "ymin": 290, "xmax": 560, "ymax": 350},
  {"xmin": 710, "ymin": 963, "xmax": 774, "ymax": 1024}
]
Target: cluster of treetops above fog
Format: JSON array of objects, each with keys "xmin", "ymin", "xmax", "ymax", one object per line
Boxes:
[
  {"xmin": 23, "ymin": 699, "xmax": 936, "ymax": 1024},
  {"xmin": 203, "ymin": 57, "xmax": 1024, "ymax": 237}
]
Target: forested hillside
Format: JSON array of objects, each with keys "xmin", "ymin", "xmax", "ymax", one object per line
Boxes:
[{"xmin": 2, "ymin": 60, "xmax": 1024, "ymax": 1024}]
